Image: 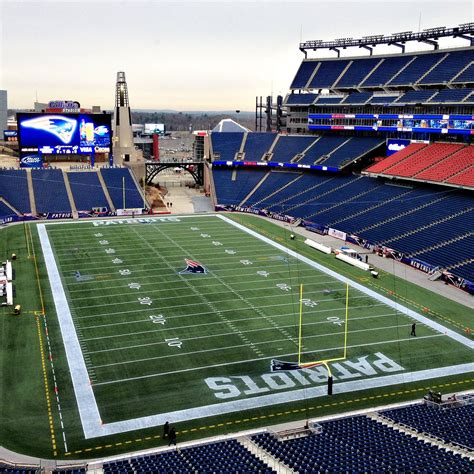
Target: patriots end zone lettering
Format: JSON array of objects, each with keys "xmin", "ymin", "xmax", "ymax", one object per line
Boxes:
[
  {"xmin": 204, "ymin": 352, "xmax": 404, "ymax": 399},
  {"xmin": 92, "ymin": 217, "xmax": 181, "ymax": 226}
]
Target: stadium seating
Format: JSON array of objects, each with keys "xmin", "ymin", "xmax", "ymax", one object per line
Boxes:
[
  {"xmin": 244, "ymin": 171, "xmax": 302, "ymax": 208},
  {"xmin": 381, "ymin": 143, "xmax": 464, "ymax": 178},
  {"xmin": 100, "ymin": 168, "xmax": 144, "ymax": 210},
  {"xmin": 414, "ymin": 145, "xmax": 474, "ymax": 182},
  {"xmin": 211, "ymin": 132, "xmax": 244, "ymax": 161},
  {"xmin": 365, "ymin": 143, "xmax": 427, "ymax": 174},
  {"xmin": 0, "ymin": 201, "xmax": 17, "ymax": 219},
  {"xmin": 396, "ymin": 89, "xmax": 438, "ymax": 103},
  {"xmin": 285, "ymin": 93, "xmax": 318, "ymax": 105},
  {"xmin": 0, "ymin": 169, "xmax": 31, "ymax": 214},
  {"xmin": 420, "ymin": 49, "xmax": 474, "ymax": 85},
  {"xmin": 297, "ymin": 135, "xmax": 349, "ymax": 166},
  {"xmin": 31, "ymin": 169, "xmax": 71, "ymax": 214},
  {"xmin": 342, "ymin": 91, "xmax": 373, "ymax": 104},
  {"xmin": 68, "ymin": 172, "xmax": 109, "ymax": 212},
  {"xmin": 452, "ymin": 64, "xmax": 474, "ymax": 84},
  {"xmin": 104, "ymin": 439, "xmax": 274, "ymax": 474},
  {"xmin": 315, "ymin": 95, "xmax": 344, "ymax": 105},
  {"xmin": 447, "ymin": 165, "xmax": 474, "ymax": 187},
  {"xmin": 361, "ymin": 55, "xmax": 413, "ymax": 87},
  {"xmin": 334, "ymin": 57, "xmax": 381, "ymax": 88},
  {"xmin": 243, "ymin": 133, "xmax": 276, "ymax": 162},
  {"xmin": 369, "ymin": 94, "xmax": 400, "ymax": 104},
  {"xmin": 382, "ymin": 403, "xmax": 474, "ymax": 448},
  {"xmin": 429, "ymin": 88, "xmax": 474, "ymax": 103},
  {"xmin": 291, "ymin": 49, "xmax": 474, "ymax": 91},
  {"xmin": 308, "ymin": 60, "xmax": 350, "ymax": 89},
  {"xmin": 290, "ymin": 61, "xmax": 318, "ymax": 88},
  {"xmin": 213, "ymin": 167, "xmax": 267, "ymax": 205},
  {"xmin": 252, "ymin": 415, "xmax": 472, "ymax": 472},
  {"xmin": 388, "ymin": 52, "xmax": 444, "ymax": 85},
  {"xmin": 270, "ymin": 135, "xmax": 317, "ymax": 163},
  {"xmin": 319, "ymin": 136, "xmax": 383, "ymax": 168}
]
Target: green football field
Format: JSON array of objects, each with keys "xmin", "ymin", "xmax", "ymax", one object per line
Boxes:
[{"xmin": 1, "ymin": 213, "xmax": 473, "ymax": 459}]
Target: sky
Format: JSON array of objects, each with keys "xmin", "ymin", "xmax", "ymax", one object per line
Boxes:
[{"xmin": 0, "ymin": 0, "xmax": 472, "ymax": 111}]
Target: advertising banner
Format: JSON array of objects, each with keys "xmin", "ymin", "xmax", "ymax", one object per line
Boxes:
[
  {"xmin": 386, "ymin": 138, "xmax": 411, "ymax": 156},
  {"xmin": 19, "ymin": 152, "xmax": 43, "ymax": 168},
  {"xmin": 215, "ymin": 205, "xmax": 299, "ymax": 224}
]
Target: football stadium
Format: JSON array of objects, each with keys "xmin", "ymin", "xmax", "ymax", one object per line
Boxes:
[{"xmin": 0, "ymin": 11, "xmax": 473, "ymax": 474}]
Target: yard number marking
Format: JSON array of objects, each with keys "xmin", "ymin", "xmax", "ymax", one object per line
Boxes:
[
  {"xmin": 302, "ymin": 298, "xmax": 318, "ymax": 308},
  {"xmin": 105, "ymin": 248, "xmax": 116, "ymax": 254},
  {"xmin": 240, "ymin": 259, "xmax": 253, "ymax": 265},
  {"xmin": 212, "ymin": 241, "xmax": 223, "ymax": 246},
  {"xmin": 149, "ymin": 314, "xmax": 166, "ymax": 325},
  {"xmin": 99, "ymin": 240, "xmax": 109, "ymax": 245},
  {"xmin": 128, "ymin": 282, "xmax": 141, "ymax": 290},
  {"xmin": 112, "ymin": 258, "xmax": 123, "ymax": 264},
  {"xmin": 327, "ymin": 316, "xmax": 344, "ymax": 326},
  {"xmin": 225, "ymin": 249, "xmax": 236, "ymax": 255},
  {"xmin": 257, "ymin": 271, "xmax": 270, "ymax": 277},
  {"xmin": 277, "ymin": 283, "xmax": 291, "ymax": 292},
  {"xmin": 190, "ymin": 227, "xmax": 199, "ymax": 231},
  {"xmin": 94, "ymin": 233, "xmax": 103, "ymax": 237},
  {"xmin": 200, "ymin": 233, "xmax": 210, "ymax": 238},
  {"xmin": 119, "ymin": 269, "xmax": 131, "ymax": 276},
  {"xmin": 166, "ymin": 338, "xmax": 182, "ymax": 349},
  {"xmin": 138, "ymin": 297, "xmax": 153, "ymax": 306}
]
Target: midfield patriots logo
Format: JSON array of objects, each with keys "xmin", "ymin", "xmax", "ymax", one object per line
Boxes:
[{"xmin": 179, "ymin": 258, "xmax": 207, "ymax": 274}]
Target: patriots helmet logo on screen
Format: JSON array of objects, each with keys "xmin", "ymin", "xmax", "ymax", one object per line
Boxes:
[
  {"xmin": 179, "ymin": 258, "xmax": 207, "ymax": 274},
  {"xmin": 21, "ymin": 115, "xmax": 78, "ymax": 144}
]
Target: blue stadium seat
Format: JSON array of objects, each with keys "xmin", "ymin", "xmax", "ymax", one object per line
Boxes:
[
  {"xmin": 31, "ymin": 169, "xmax": 71, "ymax": 214},
  {"xmin": 68, "ymin": 172, "xmax": 109, "ymax": 212},
  {"xmin": 243, "ymin": 133, "xmax": 277, "ymax": 161},
  {"xmin": 0, "ymin": 170, "xmax": 31, "ymax": 214},
  {"xmin": 211, "ymin": 132, "xmax": 244, "ymax": 161},
  {"xmin": 420, "ymin": 50, "xmax": 474, "ymax": 84},
  {"xmin": 100, "ymin": 168, "xmax": 144, "ymax": 210}
]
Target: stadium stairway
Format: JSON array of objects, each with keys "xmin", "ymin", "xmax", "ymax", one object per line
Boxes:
[
  {"xmin": 0, "ymin": 197, "xmax": 21, "ymax": 217},
  {"xmin": 61, "ymin": 170, "xmax": 78, "ymax": 219},
  {"xmin": 314, "ymin": 138, "xmax": 352, "ymax": 165},
  {"xmin": 367, "ymin": 413, "xmax": 474, "ymax": 460},
  {"xmin": 262, "ymin": 134, "xmax": 280, "ymax": 161},
  {"xmin": 249, "ymin": 173, "xmax": 304, "ymax": 209},
  {"xmin": 382, "ymin": 206, "xmax": 474, "ymax": 246},
  {"xmin": 238, "ymin": 436, "xmax": 292, "ymax": 473},
  {"xmin": 415, "ymin": 53, "xmax": 450, "ymax": 84},
  {"xmin": 287, "ymin": 175, "xmax": 364, "ymax": 214},
  {"xmin": 239, "ymin": 171, "xmax": 271, "ymax": 206},
  {"xmin": 26, "ymin": 170, "xmax": 37, "ymax": 215},
  {"xmin": 97, "ymin": 170, "xmax": 116, "ymax": 212}
]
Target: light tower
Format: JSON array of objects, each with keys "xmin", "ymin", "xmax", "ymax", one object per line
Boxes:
[{"xmin": 112, "ymin": 72, "xmax": 140, "ymax": 164}]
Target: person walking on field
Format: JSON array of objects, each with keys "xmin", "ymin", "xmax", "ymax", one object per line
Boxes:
[
  {"xmin": 163, "ymin": 421, "xmax": 170, "ymax": 439},
  {"xmin": 411, "ymin": 322, "xmax": 417, "ymax": 337},
  {"xmin": 168, "ymin": 426, "xmax": 177, "ymax": 446}
]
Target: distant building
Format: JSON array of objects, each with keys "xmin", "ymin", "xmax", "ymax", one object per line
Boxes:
[{"xmin": 0, "ymin": 90, "xmax": 7, "ymax": 132}]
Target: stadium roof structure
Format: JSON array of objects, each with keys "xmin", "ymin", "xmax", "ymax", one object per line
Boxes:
[
  {"xmin": 299, "ymin": 22, "xmax": 474, "ymax": 57},
  {"xmin": 212, "ymin": 118, "xmax": 250, "ymax": 133}
]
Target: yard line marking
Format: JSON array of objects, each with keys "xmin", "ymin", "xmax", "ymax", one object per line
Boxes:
[
  {"xmin": 65, "ymin": 269, "xmax": 333, "ymax": 292},
  {"xmin": 93, "ymin": 334, "xmax": 445, "ymax": 383},
  {"xmin": 68, "ymin": 278, "xmax": 343, "ymax": 299},
  {"xmin": 74, "ymin": 292, "xmax": 373, "ymax": 312},
  {"xmin": 87, "ymin": 323, "xmax": 413, "ymax": 355},
  {"xmin": 82, "ymin": 311, "xmax": 400, "ymax": 341}
]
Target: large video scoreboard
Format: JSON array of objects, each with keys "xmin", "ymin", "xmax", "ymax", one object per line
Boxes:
[{"xmin": 17, "ymin": 112, "xmax": 112, "ymax": 156}]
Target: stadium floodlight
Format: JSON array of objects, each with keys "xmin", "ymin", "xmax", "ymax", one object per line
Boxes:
[
  {"xmin": 459, "ymin": 22, "xmax": 474, "ymax": 28},
  {"xmin": 392, "ymin": 31, "xmax": 413, "ymax": 37}
]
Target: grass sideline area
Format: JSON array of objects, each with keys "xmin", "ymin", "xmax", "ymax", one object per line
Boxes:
[{"xmin": 0, "ymin": 214, "xmax": 472, "ymax": 460}]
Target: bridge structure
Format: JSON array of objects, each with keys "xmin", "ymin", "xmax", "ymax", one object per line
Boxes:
[{"xmin": 145, "ymin": 161, "xmax": 204, "ymax": 186}]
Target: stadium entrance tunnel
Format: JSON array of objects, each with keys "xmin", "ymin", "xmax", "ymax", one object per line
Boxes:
[{"xmin": 145, "ymin": 162, "xmax": 204, "ymax": 186}]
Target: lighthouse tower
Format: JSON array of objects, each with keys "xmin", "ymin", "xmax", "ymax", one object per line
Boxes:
[{"xmin": 112, "ymin": 72, "xmax": 140, "ymax": 164}]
